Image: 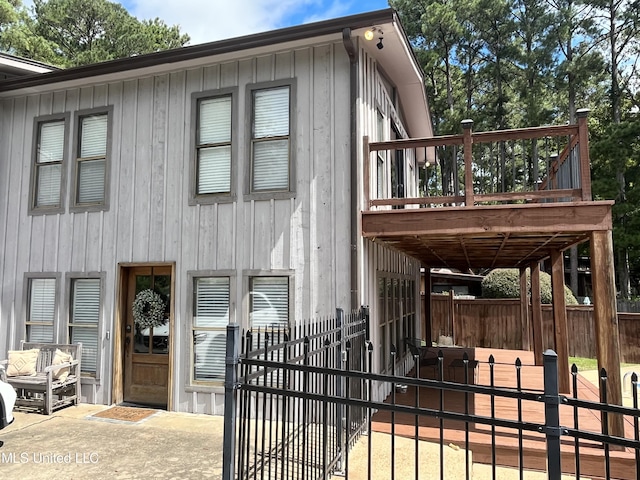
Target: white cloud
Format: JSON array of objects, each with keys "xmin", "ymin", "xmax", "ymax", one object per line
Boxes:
[{"xmin": 126, "ymin": 0, "xmax": 323, "ymax": 45}]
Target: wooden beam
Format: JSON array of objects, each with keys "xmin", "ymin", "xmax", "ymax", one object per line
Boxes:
[
  {"xmin": 519, "ymin": 267, "xmax": 530, "ymax": 351},
  {"xmin": 530, "ymin": 262, "xmax": 544, "ymax": 366},
  {"xmin": 590, "ymin": 231, "xmax": 624, "ymax": 437},
  {"xmin": 361, "ymin": 201, "xmax": 613, "ymax": 237},
  {"xmin": 551, "ymin": 250, "xmax": 570, "ymax": 393}
]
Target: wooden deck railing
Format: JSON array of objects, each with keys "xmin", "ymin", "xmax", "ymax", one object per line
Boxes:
[{"xmin": 364, "ymin": 109, "xmax": 592, "ymax": 210}]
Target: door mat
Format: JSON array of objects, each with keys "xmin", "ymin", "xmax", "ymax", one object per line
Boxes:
[{"xmin": 92, "ymin": 406, "xmax": 157, "ymax": 423}]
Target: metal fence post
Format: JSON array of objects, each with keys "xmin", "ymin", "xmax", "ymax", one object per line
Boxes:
[
  {"xmin": 543, "ymin": 349, "xmax": 562, "ymax": 480},
  {"xmin": 336, "ymin": 308, "xmax": 345, "ymax": 473},
  {"xmin": 222, "ymin": 324, "xmax": 240, "ymax": 480},
  {"xmin": 362, "ymin": 305, "xmax": 370, "ymax": 342}
]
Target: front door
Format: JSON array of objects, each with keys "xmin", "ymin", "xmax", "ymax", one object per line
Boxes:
[{"xmin": 123, "ymin": 266, "xmax": 172, "ymax": 407}]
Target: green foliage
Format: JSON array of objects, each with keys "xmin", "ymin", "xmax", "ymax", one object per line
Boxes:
[
  {"xmin": 0, "ymin": 0, "xmax": 189, "ymax": 67},
  {"xmin": 481, "ymin": 268, "xmax": 578, "ymax": 304}
]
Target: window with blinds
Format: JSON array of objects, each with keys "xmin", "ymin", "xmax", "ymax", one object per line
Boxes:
[
  {"xmin": 192, "ymin": 277, "xmax": 230, "ymax": 383},
  {"xmin": 75, "ymin": 113, "xmax": 108, "ymax": 206},
  {"xmin": 249, "ymin": 277, "xmax": 289, "ymax": 329},
  {"xmin": 27, "ymin": 278, "xmax": 56, "ymax": 343},
  {"xmin": 196, "ymin": 95, "xmax": 232, "ymax": 195},
  {"xmin": 34, "ymin": 119, "xmax": 65, "ymax": 209},
  {"xmin": 251, "ymin": 86, "xmax": 290, "ymax": 192},
  {"xmin": 69, "ymin": 278, "xmax": 101, "ymax": 375}
]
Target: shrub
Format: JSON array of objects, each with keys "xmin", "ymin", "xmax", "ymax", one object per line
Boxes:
[{"xmin": 481, "ymin": 268, "xmax": 578, "ymax": 305}]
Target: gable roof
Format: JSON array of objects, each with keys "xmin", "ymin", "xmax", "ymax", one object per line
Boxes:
[
  {"xmin": 0, "ymin": 9, "xmax": 431, "ymax": 138},
  {"xmin": 0, "ymin": 52, "xmax": 59, "ymax": 77}
]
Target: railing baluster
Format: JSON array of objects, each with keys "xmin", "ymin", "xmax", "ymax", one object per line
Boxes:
[{"xmin": 489, "ymin": 354, "xmax": 496, "ymax": 480}]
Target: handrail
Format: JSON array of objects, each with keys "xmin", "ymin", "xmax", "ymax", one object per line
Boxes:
[{"xmin": 364, "ymin": 111, "xmax": 592, "ymax": 211}]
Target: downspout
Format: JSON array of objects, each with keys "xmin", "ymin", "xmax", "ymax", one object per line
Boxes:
[{"xmin": 342, "ymin": 28, "xmax": 359, "ymax": 311}]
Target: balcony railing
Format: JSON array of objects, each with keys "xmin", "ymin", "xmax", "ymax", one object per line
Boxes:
[{"xmin": 364, "ymin": 109, "xmax": 592, "ymax": 211}]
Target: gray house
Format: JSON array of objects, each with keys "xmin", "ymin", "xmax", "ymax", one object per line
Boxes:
[{"xmin": 0, "ymin": 9, "xmax": 431, "ymax": 414}]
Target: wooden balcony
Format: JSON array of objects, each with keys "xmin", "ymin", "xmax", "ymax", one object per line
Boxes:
[
  {"xmin": 363, "ymin": 111, "xmax": 622, "ymax": 420},
  {"xmin": 361, "ymin": 110, "xmax": 613, "ymax": 271}
]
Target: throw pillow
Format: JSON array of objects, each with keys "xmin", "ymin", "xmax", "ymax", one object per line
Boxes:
[
  {"xmin": 52, "ymin": 349, "xmax": 73, "ymax": 382},
  {"xmin": 7, "ymin": 349, "xmax": 40, "ymax": 377}
]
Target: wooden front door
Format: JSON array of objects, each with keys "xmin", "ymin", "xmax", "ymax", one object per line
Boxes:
[{"xmin": 123, "ymin": 266, "xmax": 172, "ymax": 407}]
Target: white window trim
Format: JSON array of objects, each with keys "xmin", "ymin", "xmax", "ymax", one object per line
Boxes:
[
  {"xmin": 70, "ymin": 106, "xmax": 113, "ymax": 213},
  {"xmin": 65, "ymin": 272, "xmax": 105, "ymax": 380},
  {"xmin": 189, "ymin": 88, "xmax": 238, "ymax": 205},
  {"xmin": 29, "ymin": 113, "xmax": 70, "ymax": 215},
  {"xmin": 245, "ymin": 79, "xmax": 296, "ymax": 201},
  {"xmin": 186, "ymin": 270, "xmax": 236, "ymax": 391}
]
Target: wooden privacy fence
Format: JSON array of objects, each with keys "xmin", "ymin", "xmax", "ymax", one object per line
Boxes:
[{"xmin": 425, "ymin": 294, "xmax": 640, "ymax": 363}]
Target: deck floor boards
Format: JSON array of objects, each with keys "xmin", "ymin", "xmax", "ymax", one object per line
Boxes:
[{"xmin": 371, "ymin": 347, "xmax": 639, "ymax": 479}]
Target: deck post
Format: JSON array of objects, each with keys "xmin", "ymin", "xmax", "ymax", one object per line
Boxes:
[
  {"xmin": 363, "ymin": 135, "xmax": 370, "ymax": 210},
  {"xmin": 590, "ymin": 230, "xmax": 624, "ymax": 437},
  {"xmin": 423, "ymin": 267, "xmax": 432, "ymax": 346},
  {"xmin": 461, "ymin": 119, "xmax": 474, "ymax": 206},
  {"xmin": 530, "ymin": 262, "xmax": 544, "ymax": 366},
  {"xmin": 519, "ymin": 267, "xmax": 530, "ymax": 351},
  {"xmin": 576, "ymin": 109, "xmax": 591, "ymax": 201},
  {"xmin": 550, "ymin": 250, "xmax": 570, "ymax": 393},
  {"xmin": 222, "ymin": 324, "xmax": 240, "ymax": 480}
]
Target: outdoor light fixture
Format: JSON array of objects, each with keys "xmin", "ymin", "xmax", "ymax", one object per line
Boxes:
[{"xmin": 364, "ymin": 26, "xmax": 383, "ymax": 44}]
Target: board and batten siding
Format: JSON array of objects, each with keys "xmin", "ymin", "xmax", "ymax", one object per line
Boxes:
[
  {"xmin": 0, "ymin": 42, "xmax": 354, "ymax": 413},
  {"xmin": 356, "ymin": 46, "xmax": 423, "ymax": 402}
]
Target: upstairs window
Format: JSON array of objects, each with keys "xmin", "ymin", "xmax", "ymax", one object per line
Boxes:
[
  {"xmin": 251, "ymin": 86, "xmax": 291, "ymax": 193},
  {"xmin": 73, "ymin": 110, "xmax": 110, "ymax": 210},
  {"xmin": 32, "ymin": 117, "xmax": 67, "ymax": 212},
  {"xmin": 197, "ymin": 95, "xmax": 232, "ymax": 195}
]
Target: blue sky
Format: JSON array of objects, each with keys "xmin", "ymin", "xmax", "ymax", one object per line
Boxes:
[{"xmin": 119, "ymin": 1, "xmax": 391, "ymax": 45}]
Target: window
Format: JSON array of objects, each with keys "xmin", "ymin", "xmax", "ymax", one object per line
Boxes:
[
  {"xmin": 249, "ymin": 84, "xmax": 293, "ymax": 194},
  {"xmin": 69, "ymin": 277, "xmax": 101, "ymax": 376},
  {"xmin": 72, "ymin": 109, "xmax": 111, "ymax": 210},
  {"xmin": 196, "ymin": 95, "xmax": 232, "ymax": 195},
  {"xmin": 26, "ymin": 277, "xmax": 57, "ymax": 343},
  {"xmin": 249, "ymin": 276, "xmax": 289, "ymax": 329},
  {"xmin": 192, "ymin": 276, "xmax": 230, "ymax": 383},
  {"xmin": 31, "ymin": 115, "xmax": 68, "ymax": 213}
]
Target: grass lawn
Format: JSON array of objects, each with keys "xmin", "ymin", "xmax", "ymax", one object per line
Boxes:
[{"xmin": 569, "ymin": 356, "xmax": 634, "ymax": 371}]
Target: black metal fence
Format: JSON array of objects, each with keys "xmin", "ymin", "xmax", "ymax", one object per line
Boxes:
[{"xmin": 223, "ymin": 314, "xmax": 640, "ymax": 480}]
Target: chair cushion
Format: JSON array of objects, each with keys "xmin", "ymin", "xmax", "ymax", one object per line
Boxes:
[
  {"xmin": 51, "ymin": 350, "xmax": 73, "ymax": 382},
  {"xmin": 7, "ymin": 349, "xmax": 40, "ymax": 377}
]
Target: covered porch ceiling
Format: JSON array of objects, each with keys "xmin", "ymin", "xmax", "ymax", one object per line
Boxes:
[{"xmin": 361, "ymin": 201, "xmax": 614, "ymax": 270}]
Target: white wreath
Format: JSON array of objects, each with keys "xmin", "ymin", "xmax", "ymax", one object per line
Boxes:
[{"xmin": 132, "ymin": 289, "xmax": 166, "ymax": 329}]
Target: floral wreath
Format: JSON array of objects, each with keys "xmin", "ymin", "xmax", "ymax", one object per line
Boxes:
[{"xmin": 132, "ymin": 289, "xmax": 166, "ymax": 329}]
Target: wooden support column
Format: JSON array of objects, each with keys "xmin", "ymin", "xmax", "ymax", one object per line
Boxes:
[
  {"xmin": 423, "ymin": 267, "xmax": 432, "ymax": 346},
  {"xmin": 519, "ymin": 267, "xmax": 531, "ymax": 351},
  {"xmin": 448, "ymin": 289, "xmax": 456, "ymax": 343},
  {"xmin": 530, "ymin": 261, "xmax": 544, "ymax": 366},
  {"xmin": 461, "ymin": 119, "xmax": 474, "ymax": 206},
  {"xmin": 551, "ymin": 250, "xmax": 570, "ymax": 394},
  {"xmin": 591, "ymin": 231, "xmax": 624, "ymax": 437}
]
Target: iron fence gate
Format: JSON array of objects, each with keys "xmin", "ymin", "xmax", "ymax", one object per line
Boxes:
[{"xmin": 223, "ymin": 317, "xmax": 640, "ymax": 480}]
